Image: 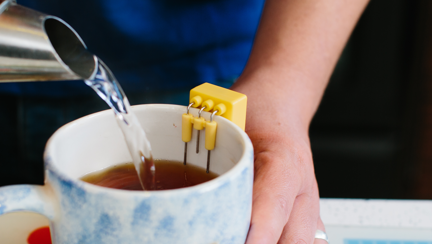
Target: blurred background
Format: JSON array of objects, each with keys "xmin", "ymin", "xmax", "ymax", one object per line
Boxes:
[
  {"xmin": 312, "ymin": 0, "xmax": 432, "ymax": 199},
  {"xmin": 2, "ymin": 0, "xmax": 432, "ymax": 201}
]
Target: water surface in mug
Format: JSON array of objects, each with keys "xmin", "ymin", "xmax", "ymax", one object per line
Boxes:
[{"xmin": 81, "ymin": 160, "xmax": 219, "ymax": 191}]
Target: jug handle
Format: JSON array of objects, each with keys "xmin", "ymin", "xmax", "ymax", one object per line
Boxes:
[{"xmin": 0, "ymin": 184, "xmax": 56, "ymax": 220}]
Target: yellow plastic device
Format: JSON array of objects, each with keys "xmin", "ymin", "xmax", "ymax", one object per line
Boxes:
[
  {"xmin": 189, "ymin": 83, "xmax": 247, "ymax": 130},
  {"xmin": 204, "ymin": 120, "xmax": 217, "ymax": 150},
  {"xmin": 182, "ymin": 83, "xmax": 247, "ymax": 152},
  {"xmin": 182, "ymin": 113, "xmax": 217, "ymax": 150},
  {"xmin": 181, "ymin": 113, "xmax": 194, "ymax": 143}
]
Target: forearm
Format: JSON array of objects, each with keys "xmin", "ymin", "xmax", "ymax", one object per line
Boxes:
[{"xmin": 232, "ymin": 0, "xmax": 369, "ymax": 134}]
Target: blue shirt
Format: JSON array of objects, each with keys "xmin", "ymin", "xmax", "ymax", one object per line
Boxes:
[{"xmin": 0, "ymin": 0, "xmax": 264, "ymax": 97}]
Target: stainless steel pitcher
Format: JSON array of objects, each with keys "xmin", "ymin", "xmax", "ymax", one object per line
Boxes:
[{"xmin": 0, "ymin": 0, "xmax": 96, "ymax": 82}]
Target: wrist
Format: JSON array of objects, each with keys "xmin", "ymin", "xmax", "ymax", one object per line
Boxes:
[{"xmin": 232, "ymin": 65, "xmax": 323, "ymax": 130}]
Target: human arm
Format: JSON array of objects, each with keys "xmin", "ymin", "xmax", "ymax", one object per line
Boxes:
[{"xmin": 230, "ymin": 0, "xmax": 369, "ymax": 243}]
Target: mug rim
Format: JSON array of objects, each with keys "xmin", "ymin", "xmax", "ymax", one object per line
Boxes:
[{"xmin": 44, "ymin": 104, "xmax": 254, "ymax": 197}]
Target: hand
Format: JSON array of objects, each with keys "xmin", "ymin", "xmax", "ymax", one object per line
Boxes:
[
  {"xmin": 231, "ymin": 66, "xmax": 328, "ymax": 243},
  {"xmin": 245, "ymin": 126, "xmax": 325, "ymax": 244},
  {"xmin": 230, "ymin": 0, "xmax": 369, "ymax": 241}
]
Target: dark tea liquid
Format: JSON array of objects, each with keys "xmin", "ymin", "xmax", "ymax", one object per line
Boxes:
[{"xmin": 81, "ymin": 160, "xmax": 218, "ymax": 191}]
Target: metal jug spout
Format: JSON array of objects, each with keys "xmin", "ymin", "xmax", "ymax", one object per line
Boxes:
[{"xmin": 0, "ymin": 0, "xmax": 96, "ymax": 82}]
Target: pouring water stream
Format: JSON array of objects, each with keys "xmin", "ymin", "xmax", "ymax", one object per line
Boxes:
[{"xmin": 84, "ymin": 56, "xmax": 155, "ymax": 190}]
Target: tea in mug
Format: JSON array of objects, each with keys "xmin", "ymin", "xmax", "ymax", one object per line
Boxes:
[{"xmin": 80, "ymin": 160, "xmax": 218, "ymax": 191}]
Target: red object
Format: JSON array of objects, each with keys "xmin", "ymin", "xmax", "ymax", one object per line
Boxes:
[{"xmin": 27, "ymin": 226, "xmax": 52, "ymax": 244}]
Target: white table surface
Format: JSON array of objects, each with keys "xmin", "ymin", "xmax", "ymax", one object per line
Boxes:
[{"xmin": 2, "ymin": 199, "xmax": 432, "ymax": 244}]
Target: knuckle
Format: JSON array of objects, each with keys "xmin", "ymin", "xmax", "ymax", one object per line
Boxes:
[
  {"xmin": 275, "ymin": 194, "xmax": 289, "ymax": 211},
  {"xmin": 278, "ymin": 235, "xmax": 309, "ymax": 244},
  {"xmin": 294, "ymin": 238, "xmax": 309, "ymax": 244}
]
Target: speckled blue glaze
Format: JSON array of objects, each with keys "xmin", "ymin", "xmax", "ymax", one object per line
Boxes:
[
  {"xmin": 43, "ymin": 160, "xmax": 253, "ymax": 244},
  {"xmin": 0, "ymin": 105, "xmax": 254, "ymax": 244},
  {"xmin": 0, "ymin": 184, "xmax": 55, "ymax": 219}
]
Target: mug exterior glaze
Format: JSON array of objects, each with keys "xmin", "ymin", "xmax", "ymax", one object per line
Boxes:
[{"xmin": 0, "ymin": 104, "xmax": 254, "ymax": 244}]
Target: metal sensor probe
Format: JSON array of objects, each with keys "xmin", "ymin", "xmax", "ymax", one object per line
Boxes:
[{"xmin": 181, "ymin": 83, "xmax": 247, "ymax": 173}]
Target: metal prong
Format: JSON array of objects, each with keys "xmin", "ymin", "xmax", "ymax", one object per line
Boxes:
[
  {"xmin": 196, "ymin": 130, "xmax": 200, "ymax": 153},
  {"xmin": 183, "ymin": 142, "xmax": 188, "ymax": 165},
  {"xmin": 210, "ymin": 110, "xmax": 217, "ymax": 122},
  {"xmin": 206, "ymin": 150, "xmax": 211, "ymax": 173},
  {"xmin": 206, "ymin": 110, "xmax": 218, "ymax": 173},
  {"xmin": 196, "ymin": 106, "xmax": 206, "ymax": 154},
  {"xmin": 187, "ymin": 102, "xmax": 194, "ymax": 114},
  {"xmin": 183, "ymin": 102, "xmax": 194, "ymax": 165}
]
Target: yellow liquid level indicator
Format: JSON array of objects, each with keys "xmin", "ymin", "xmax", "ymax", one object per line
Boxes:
[{"xmin": 189, "ymin": 83, "xmax": 247, "ymax": 131}]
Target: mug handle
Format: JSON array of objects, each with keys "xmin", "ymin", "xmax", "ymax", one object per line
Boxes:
[{"xmin": 0, "ymin": 184, "xmax": 56, "ymax": 220}]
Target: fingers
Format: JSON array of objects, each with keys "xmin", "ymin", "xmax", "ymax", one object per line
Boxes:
[
  {"xmin": 316, "ymin": 217, "xmax": 325, "ymax": 232},
  {"xmin": 313, "ymin": 218, "xmax": 327, "ymax": 244},
  {"xmin": 244, "ymin": 134, "xmax": 321, "ymax": 244},
  {"xmin": 246, "ymin": 193, "xmax": 293, "ymax": 244},
  {"xmin": 245, "ymin": 153, "xmax": 302, "ymax": 244},
  {"xmin": 277, "ymin": 183, "xmax": 320, "ymax": 244}
]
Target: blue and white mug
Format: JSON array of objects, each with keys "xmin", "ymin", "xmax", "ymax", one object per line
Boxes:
[{"xmin": 0, "ymin": 104, "xmax": 254, "ymax": 244}]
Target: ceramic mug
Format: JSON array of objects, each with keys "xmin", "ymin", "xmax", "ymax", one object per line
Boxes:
[{"xmin": 0, "ymin": 104, "xmax": 254, "ymax": 244}]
